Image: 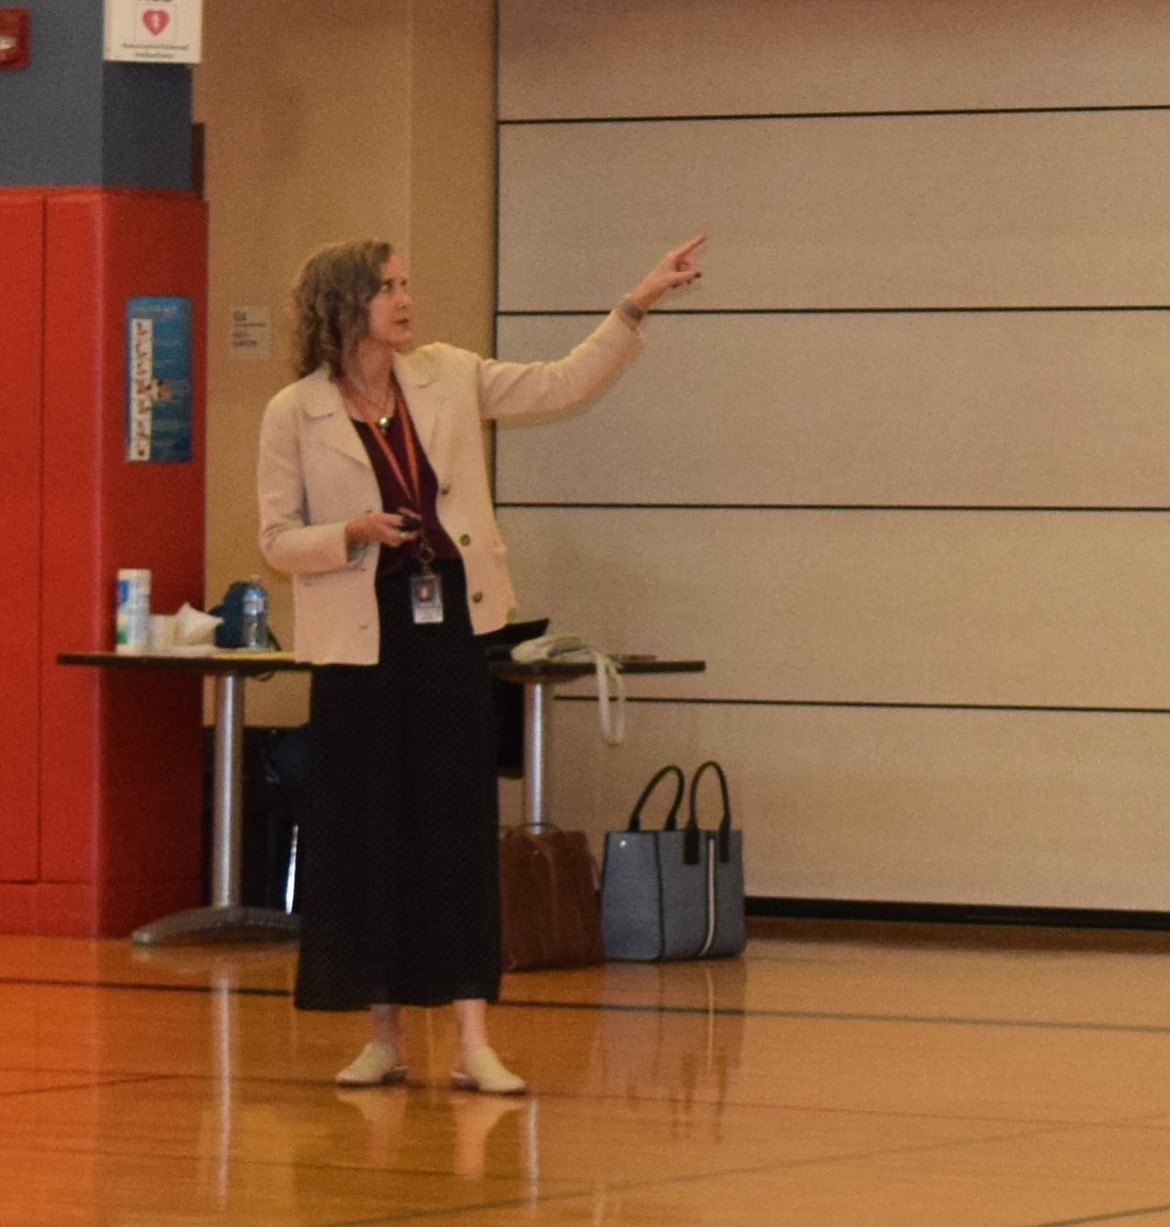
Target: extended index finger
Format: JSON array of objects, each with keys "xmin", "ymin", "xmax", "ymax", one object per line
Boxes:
[{"xmin": 671, "ymin": 233, "xmax": 708, "ymax": 260}]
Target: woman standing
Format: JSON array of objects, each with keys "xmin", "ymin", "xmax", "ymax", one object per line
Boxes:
[{"xmin": 258, "ymin": 234, "xmax": 705, "ymax": 1094}]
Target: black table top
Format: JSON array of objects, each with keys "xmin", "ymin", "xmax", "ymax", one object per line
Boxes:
[
  {"xmin": 57, "ymin": 650, "xmax": 310, "ymax": 676},
  {"xmin": 58, "ymin": 650, "xmax": 706, "ymax": 683},
  {"xmin": 490, "ymin": 656, "xmax": 705, "ymax": 684}
]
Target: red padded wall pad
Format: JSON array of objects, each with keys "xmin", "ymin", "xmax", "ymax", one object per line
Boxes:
[
  {"xmin": 35, "ymin": 189, "xmax": 209, "ymax": 935},
  {"xmin": 0, "ymin": 192, "xmax": 47, "ymax": 889}
]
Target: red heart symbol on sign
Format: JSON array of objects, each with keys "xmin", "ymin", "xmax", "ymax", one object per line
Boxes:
[{"xmin": 143, "ymin": 10, "xmax": 170, "ymax": 36}]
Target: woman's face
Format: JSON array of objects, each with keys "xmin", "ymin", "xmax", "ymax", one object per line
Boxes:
[{"xmin": 364, "ymin": 254, "xmax": 414, "ymax": 351}]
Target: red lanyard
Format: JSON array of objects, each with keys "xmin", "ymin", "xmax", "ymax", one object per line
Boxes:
[{"xmin": 344, "ymin": 373, "xmax": 422, "ymax": 511}]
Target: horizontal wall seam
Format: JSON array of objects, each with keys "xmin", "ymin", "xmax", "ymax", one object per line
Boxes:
[
  {"xmin": 500, "ymin": 103, "xmax": 1170, "ymax": 126},
  {"xmin": 495, "ymin": 502, "xmax": 1170, "ymax": 514},
  {"xmin": 498, "ymin": 306, "xmax": 1170, "ymax": 316},
  {"xmin": 556, "ymin": 695, "xmax": 1170, "ymax": 717}
]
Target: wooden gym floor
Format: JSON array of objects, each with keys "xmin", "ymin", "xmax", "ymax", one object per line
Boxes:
[{"xmin": 6, "ymin": 918, "xmax": 1170, "ymax": 1225}]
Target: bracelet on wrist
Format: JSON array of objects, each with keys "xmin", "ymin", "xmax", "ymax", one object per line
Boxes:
[{"xmin": 619, "ymin": 295, "xmax": 647, "ymax": 323}]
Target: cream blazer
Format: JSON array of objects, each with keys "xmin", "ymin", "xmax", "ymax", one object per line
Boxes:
[{"xmin": 258, "ymin": 309, "xmax": 643, "ymax": 664}]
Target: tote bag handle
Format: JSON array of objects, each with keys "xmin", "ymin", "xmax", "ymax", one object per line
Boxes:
[
  {"xmin": 626, "ymin": 764, "xmax": 686, "ymax": 833},
  {"xmin": 689, "ymin": 759, "xmax": 734, "ymax": 863}
]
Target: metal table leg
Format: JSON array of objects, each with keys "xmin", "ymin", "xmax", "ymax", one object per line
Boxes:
[
  {"xmin": 132, "ymin": 670, "xmax": 300, "ymax": 945},
  {"xmin": 521, "ymin": 681, "xmax": 554, "ymax": 830}
]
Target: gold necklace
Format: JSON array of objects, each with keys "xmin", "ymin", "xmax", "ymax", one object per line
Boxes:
[{"xmin": 344, "ymin": 374, "xmax": 395, "ymax": 432}]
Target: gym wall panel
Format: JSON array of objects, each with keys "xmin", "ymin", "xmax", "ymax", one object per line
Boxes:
[
  {"xmin": 499, "ymin": 112, "xmax": 1170, "ymax": 312},
  {"xmin": 496, "ymin": 313, "xmax": 1170, "ymax": 508},
  {"xmin": 525, "ymin": 702, "xmax": 1170, "ymax": 910},
  {"xmin": 499, "ymin": 0, "xmax": 1170, "ymax": 119},
  {"xmin": 0, "ymin": 193, "xmax": 46, "ymax": 883},
  {"xmin": 33, "ymin": 190, "xmax": 207, "ymax": 934},
  {"xmin": 499, "ymin": 507, "xmax": 1170, "ymax": 710}
]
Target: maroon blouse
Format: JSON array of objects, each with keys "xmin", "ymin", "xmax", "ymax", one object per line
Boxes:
[{"xmin": 350, "ymin": 409, "xmax": 459, "ymax": 578}]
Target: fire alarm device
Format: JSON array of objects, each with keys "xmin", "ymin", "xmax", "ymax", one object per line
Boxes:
[{"xmin": 0, "ymin": 9, "xmax": 30, "ymax": 70}]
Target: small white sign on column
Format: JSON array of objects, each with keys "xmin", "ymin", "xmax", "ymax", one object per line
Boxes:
[
  {"xmin": 104, "ymin": 0, "xmax": 203, "ymax": 64},
  {"xmin": 229, "ymin": 306, "xmax": 273, "ymax": 362}
]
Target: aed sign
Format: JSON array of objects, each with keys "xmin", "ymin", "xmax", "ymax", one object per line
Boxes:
[
  {"xmin": 104, "ymin": 0, "xmax": 202, "ymax": 64},
  {"xmin": 0, "ymin": 9, "xmax": 31, "ymax": 70}
]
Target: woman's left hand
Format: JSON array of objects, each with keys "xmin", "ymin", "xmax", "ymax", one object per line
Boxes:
[{"xmin": 624, "ymin": 234, "xmax": 707, "ymax": 313}]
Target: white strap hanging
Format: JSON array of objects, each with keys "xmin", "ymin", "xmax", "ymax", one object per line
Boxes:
[
  {"xmin": 511, "ymin": 635, "xmax": 627, "ymax": 746},
  {"xmin": 590, "ymin": 648, "xmax": 626, "ymax": 746}
]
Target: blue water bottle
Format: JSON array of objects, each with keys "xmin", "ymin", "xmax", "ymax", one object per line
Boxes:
[{"xmin": 241, "ymin": 576, "xmax": 269, "ymax": 650}]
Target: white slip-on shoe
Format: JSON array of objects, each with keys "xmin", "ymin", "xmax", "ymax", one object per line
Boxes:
[
  {"xmin": 450, "ymin": 1046, "xmax": 527, "ymax": 1095},
  {"xmin": 335, "ymin": 1040, "xmax": 408, "ymax": 1087}
]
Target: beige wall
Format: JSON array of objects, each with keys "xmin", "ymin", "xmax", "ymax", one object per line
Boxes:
[
  {"xmin": 496, "ymin": 0, "xmax": 1170, "ymax": 909},
  {"xmin": 193, "ymin": 0, "xmax": 495, "ymax": 727}
]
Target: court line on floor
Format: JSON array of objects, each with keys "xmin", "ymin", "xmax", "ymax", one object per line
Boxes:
[
  {"xmin": 4, "ymin": 974, "xmax": 1170, "ymax": 1040},
  {"xmin": 0, "ymin": 977, "xmax": 287, "ymax": 997},
  {"xmin": 1027, "ymin": 1205, "xmax": 1170, "ymax": 1226},
  {"xmin": 0, "ymin": 1073, "xmax": 176, "ymax": 1099},
  {"xmin": 498, "ymin": 996, "xmax": 1170, "ymax": 1039}
]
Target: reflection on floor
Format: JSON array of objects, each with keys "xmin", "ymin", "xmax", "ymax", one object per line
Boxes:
[{"xmin": 5, "ymin": 919, "xmax": 1170, "ymax": 1225}]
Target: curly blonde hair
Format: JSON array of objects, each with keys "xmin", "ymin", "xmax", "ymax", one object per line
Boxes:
[{"xmin": 290, "ymin": 239, "xmax": 393, "ymax": 378}]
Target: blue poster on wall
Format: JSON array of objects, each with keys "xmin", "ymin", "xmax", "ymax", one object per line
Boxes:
[{"xmin": 126, "ymin": 296, "xmax": 194, "ymax": 463}]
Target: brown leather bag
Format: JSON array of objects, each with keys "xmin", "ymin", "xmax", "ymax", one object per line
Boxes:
[{"xmin": 499, "ymin": 826, "xmax": 606, "ymax": 971}]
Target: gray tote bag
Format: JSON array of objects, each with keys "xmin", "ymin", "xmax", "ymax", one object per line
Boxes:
[{"xmin": 601, "ymin": 761, "xmax": 745, "ymax": 961}]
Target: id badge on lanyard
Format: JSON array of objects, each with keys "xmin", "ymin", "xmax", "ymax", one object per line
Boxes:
[{"xmin": 410, "ymin": 560, "xmax": 444, "ymax": 624}]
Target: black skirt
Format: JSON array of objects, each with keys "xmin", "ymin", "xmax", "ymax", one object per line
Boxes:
[{"xmin": 295, "ymin": 561, "xmax": 502, "ymax": 1010}]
